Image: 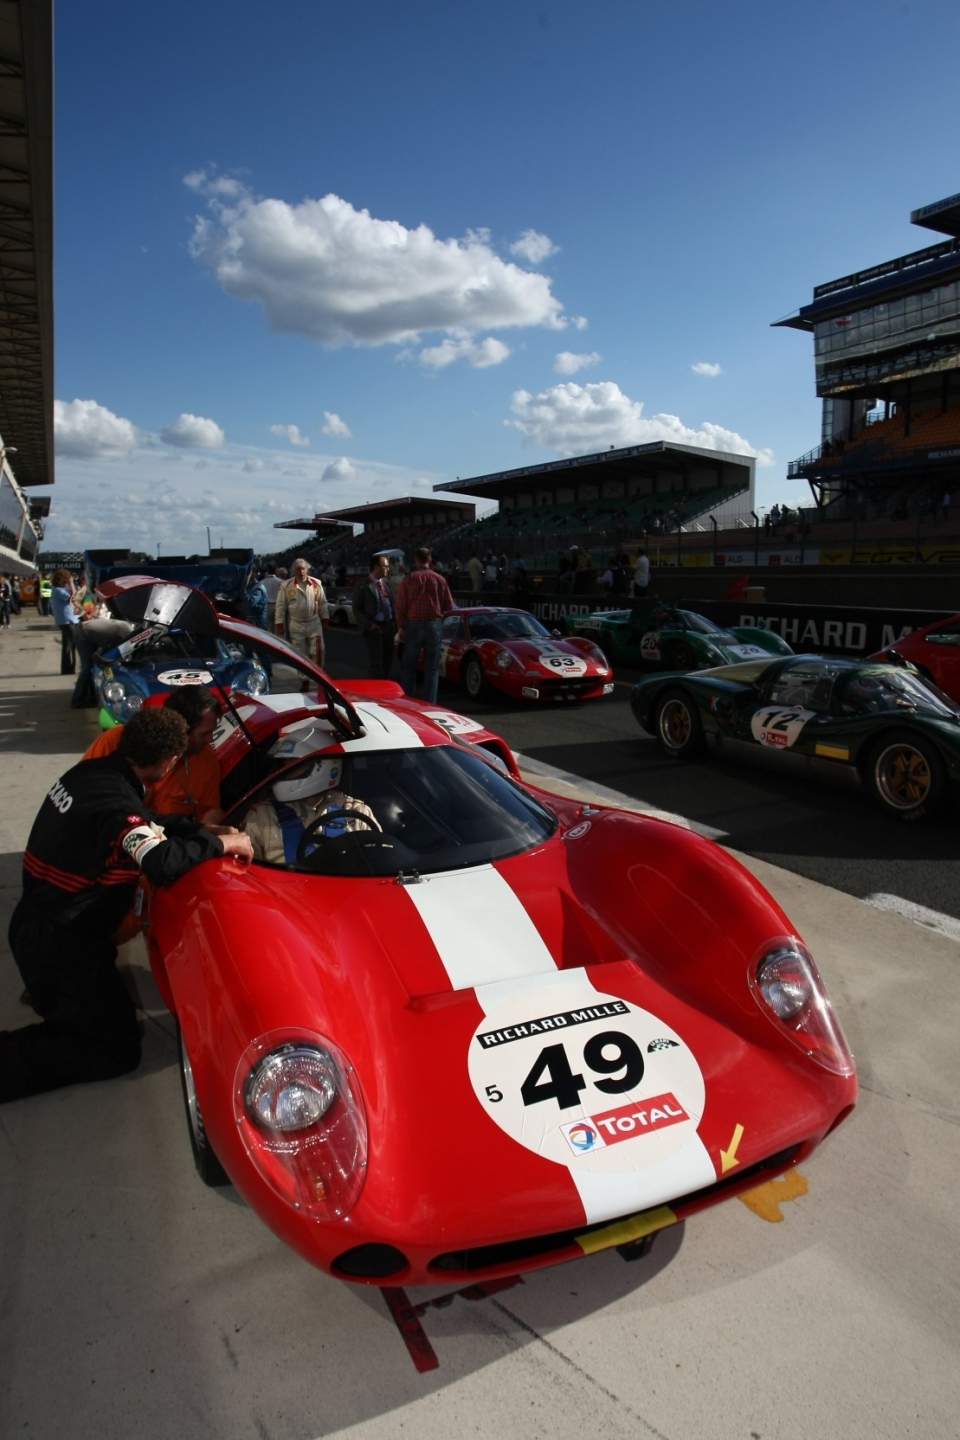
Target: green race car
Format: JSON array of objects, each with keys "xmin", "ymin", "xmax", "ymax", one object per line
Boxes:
[
  {"xmin": 565, "ymin": 602, "xmax": 792, "ymax": 670},
  {"xmin": 630, "ymin": 653, "xmax": 960, "ymax": 822}
]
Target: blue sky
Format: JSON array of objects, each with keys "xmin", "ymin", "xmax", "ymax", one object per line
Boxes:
[{"xmin": 47, "ymin": 0, "xmax": 960, "ymax": 555}]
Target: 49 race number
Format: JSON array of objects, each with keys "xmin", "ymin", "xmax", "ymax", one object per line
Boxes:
[{"xmin": 468, "ymin": 982, "xmax": 705, "ymax": 1172}]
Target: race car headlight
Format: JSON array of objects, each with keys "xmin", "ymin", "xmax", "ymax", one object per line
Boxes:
[
  {"xmin": 494, "ymin": 647, "xmax": 519, "ymax": 670},
  {"xmin": 751, "ymin": 941, "xmax": 855, "ymax": 1076},
  {"xmin": 246, "ymin": 1046, "xmax": 336, "ymax": 1131},
  {"xmin": 101, "ymin": 679, "xmax": 144, "ymax": 720},
  {"xmin": 237, "ymin": 668, "xmax": 267, "ymax": 696},
  {"xmin": 234, "ymin": 1030, "xmax": 367, "ymax": 1221}
]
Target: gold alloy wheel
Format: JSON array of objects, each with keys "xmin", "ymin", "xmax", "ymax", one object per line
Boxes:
[
  {"xmin": 874, "ymin": 740, "xmax": 933, "ymax": 811},
  {"xmin": 659, "ymin": 697, "xmax": 693, "ymax": 749}
]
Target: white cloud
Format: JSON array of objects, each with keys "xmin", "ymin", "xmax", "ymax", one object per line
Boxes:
[
  {"xmin": 160, "ymin": 412, "xmax": 226, "ymax": 449},
  {"xmin": 270, "ymin": 423, "xmax": 310, "ymax": 446},
  {"xmin": 509, "ymin": 229, "xmax": 558, "ymax": 264},
  {"xmin": 54, "ymin": 398, "xmax": 142, "ymax": 459},
  {"xmin": 187, "ymin": 171, "xmax": 566, "ymax": 346},
  {"xmin": 418, "ymin": 336, "xmax": 511, "ymax": 369},
  {"xmin": 506, "ymin": 381, "xmax": 773, "ymax": 465},
  {"xmin": 554, "ymin": 350, "xmax": 600, "ymax": 375},
  {"xmin": 243, "ymin": 458, "xmax": 265, "ymax": 472},
  {"xmin": 321, "ymin": 457, "xmax": 355, "ymax": 483},
  {"xmin": 692, "ymin": 361, "xmax": 722, "ymax": 377},
  {"xmin": 322, "ymin": 411, "xmax": 352, "ymax": 438}
]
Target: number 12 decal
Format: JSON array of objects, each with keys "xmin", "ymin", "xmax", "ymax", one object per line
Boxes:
[{"xmin": 517, "ymin": 1031, "xmax": 645, "ymax": 1110}]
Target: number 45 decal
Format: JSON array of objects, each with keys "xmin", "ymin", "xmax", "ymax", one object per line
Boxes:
[{"xmin": 485, "ymin": 1031, "xmax": 645, "ymax": 1110}]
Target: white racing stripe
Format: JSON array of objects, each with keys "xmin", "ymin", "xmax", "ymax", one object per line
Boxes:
[
  {"xmin": 864, "ymin": 893, "xmax": 960, "ymax": 944},
  {"xmin": 404, "ymin": 865, "xmax": 716, "ymax": 1226},
  {"xmin": 403, "ymin": 865, "xmax": 557, "ymax": 989}
]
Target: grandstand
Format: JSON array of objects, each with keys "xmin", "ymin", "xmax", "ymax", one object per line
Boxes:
[
  {"xmin": 775, "ymin": 190, "xmax": 960, "ymax": 524},
  {"xmin": 433, "ymin": 440, "xmax": 755, "ymax": 564},
  {"xmin": 271, "ymin": 495, "xmax": 476, "ymax": 573}
]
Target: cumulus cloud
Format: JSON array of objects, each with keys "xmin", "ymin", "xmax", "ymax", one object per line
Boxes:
[
  {"xmin": 418, "ymin": 336, "xmax": 511, "ymax": 369},
  {"xmin": 322, "ymin": 411, "xmax": 352, "ymax": 438},
  {"xmin": 54, "ymin": 398, "xmax": 142, "ymax": 459},
  {"xmin": 160, "ymin": 413, "xmax": 226, "ymax": 449},
  {"xmin": 509, "ymin": 229, "xmax": 558, "ymax": 264},
  {"xmin": 506, "ymin": 381, "xmax": 773, "ymax": 465},
  {"xmin": 270, "ymin": 423, "xmax": 310, "ymax": 446},
  {"xmin": 692, "ymin": 361, "xmax": 722, "ymax": 377},
  {"xmin": 554, "ymin": 350, "xmax": 600, "ymax": 375},
  {"xmin": 321, "ymin": 456, "xmax": 355, "ymax": 483},
  {"xmin": 187, "ymin": 170, "xmax": 566, "ymax": 346}
]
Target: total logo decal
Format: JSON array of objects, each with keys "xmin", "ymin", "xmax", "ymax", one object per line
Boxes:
[
  {"xmin": 468, "ymin": 982, "xmax": 704, "ymax": 1175},
  {"xmin": 157, "ymin": 668, "xmax": 214, "ymax": 687},
  {"xmin": 750, "ymin": 705, "xmax": 816, "ymax": 749},
  {"xmin": 561, "ymin": 1093, "xmax": 689, "ymax": 1154}
]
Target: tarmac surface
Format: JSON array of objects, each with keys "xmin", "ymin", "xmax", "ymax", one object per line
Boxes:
[{"xmin": 1, "ymin": 611, "xmax": 958, "ymax": 1440}]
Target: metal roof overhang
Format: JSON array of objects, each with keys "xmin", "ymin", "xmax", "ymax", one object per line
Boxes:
[
  {"xmin": 434, "ymin": 440, "xmax": 752, "ymax": 503},
  {"xmin": 0, "ymin": 0, "xmax": 53, "ymax": 488},
  {"xmin": 320, "ymin": 496, "xmax": 476, "ymax": 523}
]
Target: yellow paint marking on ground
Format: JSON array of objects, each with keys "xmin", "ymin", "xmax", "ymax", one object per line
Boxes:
[
  {"xmin": 720, "ymin": 1122, "xmax": 744, "ymax": 1172},
  {"xmin": 576, "ymin": 1205, "xmax": 677, "ymax": 1255},
  {"xmin": 738, "ymin": 1169, "xmax": 809, "ymax": 1222}
]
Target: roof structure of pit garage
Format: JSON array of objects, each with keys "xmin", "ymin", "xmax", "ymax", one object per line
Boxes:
[
  {"xmin": 434, "ymin": 440, "xmax": 753, "ymax": 521},
  {"xmin": 275, "ymin": 494, "xmax": 476, "ymax": 541},
  {"xmin": 0, "ymin": 0, "xmax": 53, "ymax": 491}
]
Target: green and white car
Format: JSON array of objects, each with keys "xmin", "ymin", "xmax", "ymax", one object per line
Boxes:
[
  {"xmin": 631, "ymin": 653, "xmax": 960, "ymax": 822},
  {"xmin": 564, "ymin": 602, "xmax": 792, "ymax": 671}
]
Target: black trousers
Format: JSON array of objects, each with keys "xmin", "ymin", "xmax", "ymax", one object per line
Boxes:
[
  {"xmin": 59, "ymin": 623, "xmax": 77, "ymax": 673},
  {"xmin": 0, "ymin": 901, "xmax": 142, "ymax": 1103},
  {"xmin": 362, "ymin": 622, "xmax": 396, "ymax": 678}
]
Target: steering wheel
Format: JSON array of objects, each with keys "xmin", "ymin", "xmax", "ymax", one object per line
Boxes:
[{"xmin": 295, "ymin": 808, "xmax": 379, "ymax": 864}]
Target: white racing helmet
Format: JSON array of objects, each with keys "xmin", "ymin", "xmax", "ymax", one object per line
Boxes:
[
  {"xmin": 270, "ymin": 727, "xmax": 343, "ymax": 803},
  {"xmin": 272, "ymin": 755, "xmax": 342, "ymax": 804}
]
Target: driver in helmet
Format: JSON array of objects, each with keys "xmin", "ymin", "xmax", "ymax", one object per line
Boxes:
[{"xmin": 243, "ymin": 746, "xmax": 380, "ymax": 865}]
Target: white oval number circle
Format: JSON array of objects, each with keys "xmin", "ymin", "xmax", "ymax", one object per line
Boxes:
[
  {"xmin": 750, "ymin": 705, "xmax": 815, "ymax": 749},
  {"xmin": 469, "ymin": 984, "xmax": 704, "ymax": 1173},
  {"xmin": 157, "ymin": 668, "xmax": 214, "ymax": 687}
]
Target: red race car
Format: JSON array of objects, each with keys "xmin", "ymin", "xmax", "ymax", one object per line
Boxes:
[
  {"xmin": 114, "ymin": 581, "xmax": 855, "ymax": 1295},
  {"xmin": 438, "ymin": 606, "xmax": 614, "ymax": 702},
  {"xmin": 870, "ymin": 614, "xmax": 960, "ymax": 703}
]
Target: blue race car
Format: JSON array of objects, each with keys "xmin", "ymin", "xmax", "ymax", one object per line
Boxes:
[{"xmin": 92, "ymin": 576, "xmax": 269, "ymax": 725}]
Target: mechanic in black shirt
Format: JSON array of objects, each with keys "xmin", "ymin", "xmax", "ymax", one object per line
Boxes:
[{"xmin": 0, "ymin": 707, "xmax": 254, "ymax": 1103}]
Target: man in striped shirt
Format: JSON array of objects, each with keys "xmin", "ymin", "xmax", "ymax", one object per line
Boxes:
[{"xmin": 395, "ymin": 547, "xmax": 456, "ymax": 703}]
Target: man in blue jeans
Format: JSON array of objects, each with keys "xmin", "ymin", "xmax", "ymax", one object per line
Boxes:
[{"xmin": 395, "ymin": 547, "xmax": 455, "ymax": 703}]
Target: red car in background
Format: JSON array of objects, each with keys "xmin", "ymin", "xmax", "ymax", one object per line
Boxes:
[
  {"xmin": 438, "ymin": 606, "xmax": 614, "ymax": 702},
  {"xmin": 870, "ymin": 614, "xmax": 960, "ymax": 703}
]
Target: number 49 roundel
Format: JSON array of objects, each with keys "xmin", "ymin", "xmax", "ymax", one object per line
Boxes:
[{"xmin": 467, "ymin": 980, "xmax": 705, "ymax": 1174}]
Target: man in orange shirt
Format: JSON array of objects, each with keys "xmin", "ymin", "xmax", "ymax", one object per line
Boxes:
[{"xmin": 84, "ymin": 687, "xmax": 223, "ymax": 824}]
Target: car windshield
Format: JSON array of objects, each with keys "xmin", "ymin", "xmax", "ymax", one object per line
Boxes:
[
  {"xmin": 839, "ymin": 667, "xmax": 960, "ymax": 718},
  {"xmin": 232, "ymin": 745, "xmax": 558, "ymax": 877},
  {"xmin": 472, "ymin": 613, "xmax": 550, "ymax": 641},
  {"xmin": 675, "ymin": 611, "xmax": 723, "ymax": 635}
]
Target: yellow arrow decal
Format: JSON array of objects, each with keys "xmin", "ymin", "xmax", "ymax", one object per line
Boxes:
[{"xmin": 720, "ymin": 1123, "xmax": 744, "ymax": 1173}]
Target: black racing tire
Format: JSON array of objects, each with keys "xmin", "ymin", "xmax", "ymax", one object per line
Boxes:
[
  {"xmin": 462, "ymin": 654, "xmax": 490, "ymax": 700},
  {"xmin": 670, "ymin": 641, "xmax": 698, "ymax": 672},
  {"xmin": 177, "ymin": 1025, "xmax": 231, "ymax": 1187},
  {"xmin": 655, "ymin": 687, "xmax": 705, "ymax": 758},
  {"xmin": 862, "ymin": 730, "xmax": 947, "ymax": 822}
]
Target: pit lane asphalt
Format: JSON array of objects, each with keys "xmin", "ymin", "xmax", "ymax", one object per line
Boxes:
[
  {"xmin": 323, "ymin": 627, "xmax": 960, "ymax": 925},
  {"xmin": 1, "ymin": 614, "xmax": 958, "ymax": 1440}
]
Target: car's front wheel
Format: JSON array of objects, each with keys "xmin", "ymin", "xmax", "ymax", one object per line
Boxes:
[
  {"xmin": 462, "ymin": 654, "xmax": 489, "ymax": 700},
  {"xmin": 655, "ymin": 688, "xmax": 704, "ymax": 757},
  {"xmin": 669, "ymin": 641, "xmax": 698, "ymax": 671},
  {"xmin": 177, "ymin": 1025, "xmax": 231, "ymax": 1186},
  {"xmin": 863, "ymin": 731, "xmax": 946, "ymax": 822}
]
